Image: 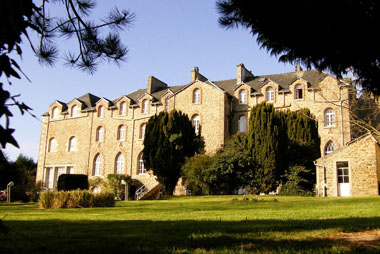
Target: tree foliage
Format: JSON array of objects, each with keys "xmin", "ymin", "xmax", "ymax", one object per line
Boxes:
[
  {"xmin": 217, "ymin": 0, "xmax": 380, "ymax": 94},
  {"xmin": 143, "ymin": 110, "xmax": 204, "ymax": 195},
  {"xmin": 0, "ymin": 0, "xmax": 134, "ymax": 148}
]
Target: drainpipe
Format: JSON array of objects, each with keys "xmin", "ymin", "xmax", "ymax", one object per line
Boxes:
[
  {"xmin": 130, "ymin": 107, "xmax": 135, "ymax": 177},
  {"xmin": 314, "ymin": 161, "xmax": 326, "ymax": 197}
]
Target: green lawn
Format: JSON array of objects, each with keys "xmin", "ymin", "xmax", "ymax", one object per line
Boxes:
[{"xmin": 1, "ymin": 195, "xmax": 380, "ymax": 253}]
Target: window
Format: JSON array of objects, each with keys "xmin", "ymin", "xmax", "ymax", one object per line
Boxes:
[
  {"xmin": 337, "ymin": 161, "xmax": 349, "ymax": 184},
  {"xmin": 140, "ymin": 123, "xmax": 146, "ymax": 139},
  {"xmin": 138, "ymin": 153, "xmax": 146, "ymax": 174},
  {"xmin": 118, "ymin": 125, "xmax": 126, "ymax": 141},
  {"xmin": 266, "ymin": 87, "xmax": 274, "ymax": 102},
  {"xmin": 45, "ymin": 167, "xmax": 54, "ymax": 189},
  {"xmin": 294, "ymin": 84, "xmax": 303, "ymax": 99},
  {"xmin": 165, "ymin": 98, "xmax": 170, "ymax": 111},
  {"xmin": 115, "ymin": 153, "xmax": 125, "ymax": 174},
  {"xmin": 67, "ymin": 166, "xmax": 74, "ymax": 174},
  {"xmin": 193, "ymin": 89, "xmax": 200, "ymax": 103},
  {"xmin": 119, "ymin": 102, "xmax": 126, "ymax": 116},
  {"xmin": 97, "ymin": 106, "xmax": 104, "ymax": 118},
  {"xmin": 48, "ymin": 138, "xmax": 56, "ymax": 152},
  {"xmin": 93, "ymin": 154, "xmax": 102, "ymax": 176},
  {"xmin": 239, "ymin": 89, "xmax": 247, "ymax": 104},
  {"xmin": 324, "ymin": 140, "xmax": 337, "ymax": 155},
  {"xmin": 68, "ymin": 137, "xmax": 76, "ymax": 151},
  {"xmin": 142, "ymin": 99, "xmax": 148, "ymax": 114},
  {"xmin": 238, "ymin": 115, "xmax": 247, "ymax": 133},
  {"xmin": 71, "ymin": 105, "xmax": 79, "ymax": 117},
  {"xmin": 51, "ymin": 107, "xmax": 59, "ymax": 119},
  {"xmin": 96, "ymin": 126, "xmax": 104, "ymax": 142},
  {"xmin": 324, "ymin": 108, "xmax": 335, "ymax": 127},
  {"xmin": 192, "ymin": 114, "xmax": 200, "ymax": 134}
]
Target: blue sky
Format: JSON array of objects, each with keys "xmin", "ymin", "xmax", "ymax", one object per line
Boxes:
[{"xmin": 2, "ymin": 0, "xmax": 296, "ymax": 161}]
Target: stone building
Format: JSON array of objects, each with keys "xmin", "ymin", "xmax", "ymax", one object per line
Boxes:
[
  {"xmin": 315, "ymin": 133, "xmax": 380, "ymax": 197},
  {"xmin": 36, "ymin": 63, "xmax": 354, "ymax": 198}
]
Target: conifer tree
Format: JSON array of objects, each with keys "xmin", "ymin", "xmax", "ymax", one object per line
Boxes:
[{"xmin": 143, "ymin": 110, "xmax": 203, "ymax": 195}]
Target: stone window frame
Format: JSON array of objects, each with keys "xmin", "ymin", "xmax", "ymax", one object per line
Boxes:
[
  {"xmin": 48, "ymin": 137, "xmax": 57, "ymax": 152},
  {"xmin": 324, "ymin": 140, "xmax": 337, "ymax": 155},
  {"xmin": 97, "ymin": 105, "xmax": 104, "ymax": 118},
  {"xmin": 115, "ymin": 152, "xmax": 125, "ymax": 174},
  {"xmin": 51, "ymin": 107, "xmax": 59, "ymax": 120},
  {"xmin": 192, "ymin": 88, "xmax": 201, "ymax": 104},
  {"xmin": 93, "ymin": 153, "xmax": 102, "ymax": 176},
  {"xmin": 117, "ymin": 125, "xmax": 126, "ymax": 141},
  {"xmin": 324, "ymin": 108, "xmax": 336, "ymax": 127},
  {"xmin": 119, "ymin": 101, "xmax": 127, "ymax": 116},
  {"xmin": 139, "ymin": 123, "xmax": 146, "ymax": 140},
  {"xmin": 68, "ymin": 136, "xmax": 77, "ymax": 152},
  {"xmin": 238, "ymin": 115, "xmax": 247, "ymax": 133},
  {"xmin": 137, "ymin": 152, "xmax": 146, "ymax": 175},
  {"xmin": 239, "ymin": 89, "xmax": 247, "ymax": 104},
  {"xmin": 266, "ymin": 86, "xmax": 275, "ymax": 103},
  {"xmin": 191, "ymin": 114, "xmax": 201, "ymax": 134},
  {"xmin": 96, "ymin": 126, "xmax": 105, "ymax": 142},
  {"xmin": 141, "ymin": 99, "xmax": 149, "ymax": 114},
  {"xmin": 294, "ymin": 84, "xmax": 304, "ymax": 100}
]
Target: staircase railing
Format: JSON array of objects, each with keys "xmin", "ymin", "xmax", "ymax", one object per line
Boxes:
[{"xmin": 135, "ymin": 176, "xmax": 159, "ymax": 200}]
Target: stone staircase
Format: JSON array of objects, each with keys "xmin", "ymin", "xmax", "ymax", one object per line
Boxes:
[{"xmin": 135, "ymin": 176, "xmax": 160, "ymax": 200}]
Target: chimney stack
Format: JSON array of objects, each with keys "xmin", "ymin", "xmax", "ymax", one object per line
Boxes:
[
  {"xmin": 237, "ymin": 63, "xmax": 254, "ymax": 84},
  {"xmin": 295, "ymin": 65, "xmax": 303, "ymax": 72},
  {"xmin": 147, "ymin": 76, "xmax": 168, "ymax": 94},
  {"xmin": 191, "ymin": 66, "xmax": 207, "ymax": 82}
]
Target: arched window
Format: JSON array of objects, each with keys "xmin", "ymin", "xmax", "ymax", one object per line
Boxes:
[
  {"xmin": 97, "ymin": 106, "xmax": 104, "ymax": 118},
  {"xmin": 119, "ymin": 102, "xmax": 127, "ymax": 116},
  {"xmin": 93, "ymin": 154, "xmax": 102, "ymax": 176},
  {"xmin": 140, "ymin": 123, "xmax": 146, "ymax": 139},
  {"xmin": 165, "ymin": 97, "xmax": 170, "ymax": 111},
  {"xmin": 192, "ymin": 114, "xmax": 200, "ymax": 134},
  {"xmin": 96, "ymin": 126, "xmax": 104, "ymax": 142},
  {"xmin": 117, "ymin": 125, "xmax": 126, "ymax": 141},
  {"xmin": 193, "ymin": 88, "xmax": 200, "ymax": 103},
  {"xmin": 324, "ymin": 140, "xmax": 337, "ymax": 155},
  {"xmin": 71, "ymin": 105, "xmax": 79, "ymax": 117},
  {"xmin": 115, "ymin": 153, "xmax": 125, "ymax": 174},
  {"xmin": 48, "ymin": 138, "xmax": 56, "ymax": 152},
  {"xmin": 239, "ymin": 89, "xmax": 247, "ymax": 104},
  {"xmin": 324, "ymin": 108, "xmax": 335, "ymax": 127},
  {"xmin": 294, "ymin": 84, "xmax": 303, "ymax": 99},
  {"xmin": 238, "ymin": 115, "xmax": 247, "ymax": 133},
  {"xmin": 141, "ymin": 99, "xmax": 148, "ymax": 114},
  {"xmin": 138, "ymin": 153, "xmax": 146, "ymax": 174},
  {"xmin": 51, "ymin": 107, "xmax": 59, "ymax": 119},
  {"xmin": 266, "ymin": 87, "xmax": 274, "ymax": 102},
  {"xmin": 68, "ymin": 137, "xmax": 76, "ymax": 151}
]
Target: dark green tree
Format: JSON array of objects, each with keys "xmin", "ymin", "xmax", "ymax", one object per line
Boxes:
[
  {"xmin": 1, "ymin": 0, "xmax": 135, "ymax": 148},
  {"xmin": 143, "ymin": 110, "xmax": 203, "ymax": 195},
  {"xmin": 217, "ymin": 0, "xmax": 380, "ymax": 95},
  {"xmin": 247, "ymin": 102, "xmax": 285, "ymax": 193}
]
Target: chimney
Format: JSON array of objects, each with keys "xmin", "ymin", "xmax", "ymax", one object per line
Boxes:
[
  {"xmin": 147, "ymin": 76, "xmax": 168, "ymax": 94},
  {"xmin": 191, "ymin": 66, "xmax": 207, "ymax": 82},
  {"xmin": 237, "ymin": 63, "xmax": 254, "ymax": 84},
  {"xmin": 295, "ymin": 65, "xmax": 303, "ymax": 72}
]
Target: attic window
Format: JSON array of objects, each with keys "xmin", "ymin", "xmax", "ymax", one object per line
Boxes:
[
  {"xmin": 142, "ymin": 99, "xmax": 149, "ymax": 114},
  {"xmin": 71, "ymin": 105, "xmax": 79, "ymax": 117},
  {"xmin": 119, "ymin": 102, "xmax": 127, "ymax": 116},
  {"xmin": 239, "ymin": 89, "xmax": 247, "ymax": 104},
  {"xmin": 295, "ymin": 84, "xmax": 303, "ymax": 99},
  {"xmin": 266, "ymin": 87, "xmax": 274, "ymax": 102},
  {"xmin": 97, "ymin": 106, "xmax": 104, "ymax": 118},
  {"xmin": 51, "ymin": 107, "xmax": 59, "ymax": 119}
]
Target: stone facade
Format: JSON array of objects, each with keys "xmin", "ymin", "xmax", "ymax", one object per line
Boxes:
[
  {"xmin": 315, "ymin": 134, "xmax": 380, "ymax": 196},
  {"xmin": 36, "ymin": 63, "xmax": 354, "ymax": 194}
]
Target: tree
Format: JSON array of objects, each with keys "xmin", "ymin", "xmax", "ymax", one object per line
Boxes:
[
  {"xmin": 143, "ymin": 110, "xmax": 203, "ymax": 195},
  {"xmin": 0, "ymin": 0, "xmax": 135, "ymax": 148},
  {"xmin": 217, "ymin": 0, "xmax": 380, "ymax": 95}
]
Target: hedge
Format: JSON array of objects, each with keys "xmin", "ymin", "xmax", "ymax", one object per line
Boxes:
[{"xmin": 57, "ymin": 174, "xmax": 89, "ymax": 191}]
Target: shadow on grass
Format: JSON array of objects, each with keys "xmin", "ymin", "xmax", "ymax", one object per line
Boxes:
[{"xmin": 2, "ymin": 217, "xmax": 380, "ymax": 253}]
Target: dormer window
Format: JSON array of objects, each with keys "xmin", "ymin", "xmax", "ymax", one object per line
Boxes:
[
  {"xmin": 193, "ymin": 89, "xmax": 200, "ymax": 104},
  {"xmin": 266, "ymin": 87, "xmax": 274, "ymax": 102},
  {"xmin": 119, "ymin": 102, "xmax": 127, "ymax": 116},
  {"xmin": 97, "ymin": 106, "xmax": 104, "ymax": 118},
  {"xmin": 71, "ymin": 105, "xmax": 79, "ymax": 117},
  {"xmin": 295, "ymin": 84, "xmax": 303, "ymax": 99},
  {"xmin": 165, "ymin": 98, "xmax": 170, "ymax": 111},
  {"xmin": 239, "ymin": 89, "xmax": 247, "ymax": 104},
  {"xmin": 142, "ymin": 99, "xmax": 148, "ymax": 114},
  {"xmin": 51, "ymin": 107, "xmax": 59, "ymax": 119}
]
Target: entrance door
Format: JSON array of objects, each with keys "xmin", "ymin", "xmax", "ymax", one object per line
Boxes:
[{"xmin": 337, "ymin": 162, "xmax": 350, "ymax": 196}]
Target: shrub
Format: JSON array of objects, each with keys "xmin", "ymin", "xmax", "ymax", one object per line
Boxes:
[
  {"xmin": 279, "ymin": 165, "xmax": 313, "ymax": 196},
  {"xmin": 52, "ymin": 191, "xmax": 68, "ymax": 209},
  {"xmin": 57, "ymin": 174, "xmax": 89, "ymax": 191},
  {"xmin": 104, "ymin": 174, "xmax": 131, "ymax": 200},
  {"xmin": 39, "ymin": 190, "xmax": 55, "ymax": 209},
  {"xmin": 79, "ymin": 190, "xmax": 93, "ymax": 207},
  {"xmin": 66, "ymin": 190, "xmax": 81, "ymax": 208},
  {"xmin": 89, "ymin": 176, "xmax": 104, "ymax": 192},
  {"xmin": 93, "ymin": 192, "xmax": 115, "ymax": 207}
]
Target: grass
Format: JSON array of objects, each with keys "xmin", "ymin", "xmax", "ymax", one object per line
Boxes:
[{"xmin": 1, "ymin": 195, "xmax": 380, "ymax": 253}]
